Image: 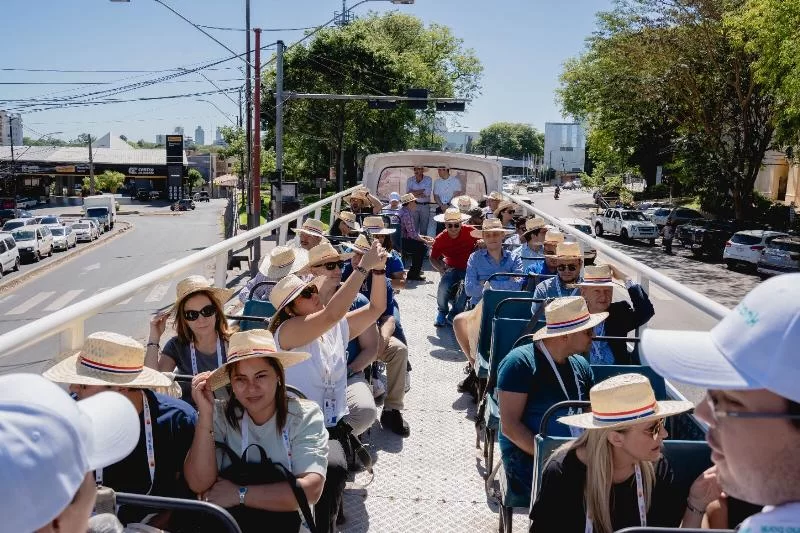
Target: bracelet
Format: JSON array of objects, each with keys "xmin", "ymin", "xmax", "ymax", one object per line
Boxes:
[
  {"xmin": 355, "ymin": 265, "xmax": 368, "ymax": 276},
  {"xmin": 686, "ymin": 500, "xmax": 704, "ymax": 515},
  {"xmin": 146, "ymin": 342, "xmax": 160, "ymax": 350},
  {"xmin": 372, "ymin": 269, "xmax": 386, "ymax": 275}
]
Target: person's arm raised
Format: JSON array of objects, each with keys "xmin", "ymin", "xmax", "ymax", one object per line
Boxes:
[
  {"xmin": 346, "ymin": 255, "xmax": 389, "ymax": 340},
  {"xmin": 184, "ymin": 372, "xmax": 218, "ymax": 494}
]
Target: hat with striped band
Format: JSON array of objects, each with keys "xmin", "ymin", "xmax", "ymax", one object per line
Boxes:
[
  {"xmin": 206, "ymin": 329, "xmax": 310, "ymax": 391},
  {"xmin": 558, "ymin": 373, "xmax": 694, "ymax": 430},
  {"xmin": 291, "ymin": 218, "xmax": 327, "ymax": 238},
  {"xmin": 361, "ymin": 216, "xmax": 396, "ymax": 235},
  {"xmin": 530, "ymin": 296, "xmax": 608, "ymax": 341},
  {"xmin": 259, "ymin": 245, "xmax": 309, "ymax": 279},
  {"xmin": 268, "ymin": 274, "xmax": 321, "ymax": 317},
  {"xmin": 577, "ymin": 264, "xmax": 618, "ymax": 288},
  {"xmin": 450, "ymin": 195, "xmax": 479, "ymax": 212},
  {"xmin": 306, "ymin": 242, "xmax": 354, "ymax": 268},
  {"xmin": 341, "ymin": 233, "xmax": 372, "ymax": 255},
  {"xmin": 42, "ymin": 331, "xmax": 177, "ymax": 392},
  {"xmin": 337, "ymin": 211, "xmax": 361, "ymax": 230}
]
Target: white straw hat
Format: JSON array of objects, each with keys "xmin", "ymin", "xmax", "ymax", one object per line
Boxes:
[
  {"xmin": 206, "ymin": 329, "xmax": 310, "ymax": 391},
  {"xmin": 400, "ymin": 193, "xmax": 416, "ymax": 205},
  {"xmin": 259, "ymin": 246, "xmax": 309, "ymax": 279},
  {"xmin": 450, "ymin": 195, "xmax": 479, "ymax": 212},
  {"xmin": 167, "ymin": 275, "xmax": 235, "ymax": 315},
  {"xmin": 361, "ymin": 216, "xmax": 396, "ymax": 235},
  {"xmin": 484, "ymin": 191, "xmax": 503, "ymax": 201},
  {"xmin": 522, "ymin": 217, "xmax": 547, "ymax": 236},
  {"xmin": 530, "ymin": 296, "xmax": 608, "ymax": 341},
  {"xmin": 555, "ymin": 242, "xmax": 583, "ymax": 259},
  {"xmin": 307, "ymin": 242, "xmax": 353, "ymax": 267},
  {"xmin": 558, "ymin": 373, "xmax": 694, "ymax": 430},
  {"xmin": 291, "ymin": 218, "xmax": 327, "ymax": 238},
  {"xmin": 434, "ymin": 207, "xmax": 470, "ymax": 224},
  {"xmin": 268, "ymin": 274, "xmax": 318, "ymax": 316},
  {"xmin": 341, "ymin": 233, "xmax": 372, "ymax": 255},
  {"xmin": 470, "ymin": 218, "xmax": 514, "ymax": 238},
  {"xmin": 578, "ymin": 264, "xmax": 617, "ymax": 288},
  {"xmin": 337, "ymin": 211, "xmax": 361, "ymax": 230}
]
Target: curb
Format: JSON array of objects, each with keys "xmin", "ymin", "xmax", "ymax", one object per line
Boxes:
[{"xmin": 0, "ymin": 220, "xmax": 134, "ymax": 294}]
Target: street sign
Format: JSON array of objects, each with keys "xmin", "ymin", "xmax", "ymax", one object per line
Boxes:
[{"xmin": 316, "ymin": 177, "xmax": 325, "ymax": 189}]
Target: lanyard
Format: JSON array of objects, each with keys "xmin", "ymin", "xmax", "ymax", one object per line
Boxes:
[
  {"xmin": 537, "ymin": 341, "xmax": 582, "ymax": 402},
  {"xmin": 189, "ymin": 337, "xmax": 223, "ymax": 375},
  {"xmin": 95, "ymin": 391, "xmax": 155, "ymax": 495},
  {"xmin": 241, "ymin": 411, "xmax": 293, "ymax": 471},
  {"xmin": 584, "ymin": 464, "xmax": 646, "ymax": 533}
]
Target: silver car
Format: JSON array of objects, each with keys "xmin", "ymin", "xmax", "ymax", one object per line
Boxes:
[
  {"xmin": 51, "ymin": 226, "xmax": 77, "ymax": 251},
  {"xmin": 71, "ymin": 222, "xmax": 95, "ymax": 242},
  {"xmin": 757, "ymin": 236, "xmax": 800, "ymax": 278}
]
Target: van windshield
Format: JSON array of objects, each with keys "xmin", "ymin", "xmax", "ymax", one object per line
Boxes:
[
  {"xmin": 2, "ymin": 221, "xmax": 25, "ymax": 231},
  {"xmin": 86, "ymin": 208, "xmax": 108, "ymax": 217},
  {"xmin": 12, "ymin": 230, "xmax": 35, "ymax": 240}
]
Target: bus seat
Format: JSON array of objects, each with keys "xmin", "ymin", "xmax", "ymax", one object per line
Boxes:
[
  {"xmin": 475, "ymin": 288, "xmax": 534, "ymax": 381},
  {"xmin": 590, "ymin": 365, "xmax": 667, "ymax": 400},
  {"xmin": 617, "ymin": 529, "xmax": 733, "ymax": 532},
  {"xmin": 532, "ymin": 434, "xmax": 573, "ymax": 499},
  {"xmin": 661, "ymin": 440, "xmax": 713, "ymax": 502}
]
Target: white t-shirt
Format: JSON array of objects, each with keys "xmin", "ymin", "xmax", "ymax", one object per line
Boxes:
[
  {"xmin": 433, "ymin": 177, "xmax": 462, "ymax": 205},
  {"xmin": 737, "ymin": 502, "xmax": 799, "ymax": 532},
  {"xmin": 275, "ymin": 318, "xmax": 350, "ymax": 428}
]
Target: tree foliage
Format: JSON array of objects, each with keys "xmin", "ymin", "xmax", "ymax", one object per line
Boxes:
[
  {"xmin": 186, "ymin": 168, "xmax": 204, "ymax": 193},
  {"xmin": 83, "ymin": 170, "xmax": 125, "ymax": 193},
  {"xmin": 471, "ymin": 122, "xmax": 543, "ymax": 159}
]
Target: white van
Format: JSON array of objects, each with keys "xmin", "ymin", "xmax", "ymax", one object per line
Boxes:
[
  {"xmin": 0, "ymin": 233, "xmax": 21, "ymax": 275},
  {"xmin": 11, "ymin": 224, "xmax": 53, "ymax": 263}
]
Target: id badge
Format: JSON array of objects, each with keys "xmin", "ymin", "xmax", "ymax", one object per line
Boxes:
[
  {"xmin": 568, "ymin": 407, "xmax": 585, "ymax": 438},
  {"xmin": 323, "ymin": 396, "xmax": 337, "ymax": 426}
]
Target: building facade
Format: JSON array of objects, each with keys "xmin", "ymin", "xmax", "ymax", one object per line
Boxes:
[
  {"xmin": 194, "ymin": 126, "xmax": 205, "ymax": 146},
  {"xmin": 543, "ymin": 122, "xmax": 586, "ymax": 174},
  {"xmin": 0, "ymin": 111, "xmax": 23, "ymax": 147}
]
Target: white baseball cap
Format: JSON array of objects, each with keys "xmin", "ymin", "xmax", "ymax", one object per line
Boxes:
[
  {"xmin": 389, "ymin": 192, "xmax": 401, "ymax": 203},
  {"xmin": 641, "ymin": 273, "xmax": 800, "ymax": 403},
  {"xmin": 0, "ymin": 373, "xmax": 140, "ymax": 532}
]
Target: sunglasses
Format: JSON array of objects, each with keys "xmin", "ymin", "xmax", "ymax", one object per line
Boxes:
[
  {"xmin": 646, "ymin": 418, "xmax": 666, "ymax": 440},
  {"xmin": 322, "ymin": 261, "xmax": 345, "ymax": 271},
  {"xmin": 183, "ymin": 304, "xmax": 216, "ymax": 321},
  {"xmin": 557, "ymin": 263, "xmax": 580, "ymax": 272},
  {"xmin": 299, "ymin": 285, "xmax": 319, "ymax": 299},
  {"xmin": 446, "ymin": 223, "xmax": 461, "ymax": 229}
]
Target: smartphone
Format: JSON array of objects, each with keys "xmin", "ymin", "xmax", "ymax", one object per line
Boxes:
[{"xmin": 363, "ymin": 229, "xmax": 374, "ymax": 246}]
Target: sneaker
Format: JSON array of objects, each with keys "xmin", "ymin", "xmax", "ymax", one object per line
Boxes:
[
  {"xmin": 434, "ymin": 311, "xmax": 447, "ymax": 327},
  {"xmin": 380, "ymin": 409, "xmax": 410, "ymax": 437},
  {"xmin": 457, "ymin": 366, "xmax": 479, "ymax": 401}
]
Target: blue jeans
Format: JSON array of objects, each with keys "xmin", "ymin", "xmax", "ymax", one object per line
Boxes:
[{"xmin": 437, "ymin": 268, "xmax": 466, "ymax": 317}]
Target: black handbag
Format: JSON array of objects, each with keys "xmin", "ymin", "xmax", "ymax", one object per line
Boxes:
[{"xmin": 214, "ymin": 440, "xmax": 318, "ymax": 533}]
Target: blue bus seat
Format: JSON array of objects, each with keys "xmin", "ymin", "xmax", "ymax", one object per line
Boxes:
[
  {"xmin": 238, "ymin": 299, "xmax": 276, "ymax": 331},
  {"xmin": 661, "ymin": 440, "xmax": 712, "ymax": 501},
  {"xmin": 532, "ymin": 434, "xmax": 574, "ymax": 499},
  {"xmin": 590, "ymin": 365, "xmax": 667, "ymax": 400},
  {"xmin": 475, "ymin": 288, "xmax": 533, "ymax": 380},
  {"xmin": 617, "ymin": 529, "xmax": 733, "ymax": 533}
]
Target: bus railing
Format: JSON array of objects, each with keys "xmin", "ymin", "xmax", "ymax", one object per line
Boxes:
[{"xmin": 0, "ymin": 187, "xmax": 357, "ymax": 359}]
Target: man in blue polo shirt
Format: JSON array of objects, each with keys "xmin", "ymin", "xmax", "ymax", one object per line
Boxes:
[{"xmin": 531, "ymin": 241, "xmax": 584, "ymax": 316}]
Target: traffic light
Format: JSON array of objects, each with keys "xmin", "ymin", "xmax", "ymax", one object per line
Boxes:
[
  {"xmin": 406, "ymin": 88, "xmax": 429, "ymax": 110},
  {"xmin": 368, "ymin": 100, "xmax": 398, "ymax": 110},
  {"xmin": 435, "ymin": 101, "xmax": 466, "ymax": 112}
]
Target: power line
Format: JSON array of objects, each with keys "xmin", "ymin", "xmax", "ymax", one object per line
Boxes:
[
  {"xmin": 196, "ymin": 24, "xmax": 317, "ymax": 32},
  {"xmin": 0, "ymin": 67, "xmax": 244, "ymax": 73}
]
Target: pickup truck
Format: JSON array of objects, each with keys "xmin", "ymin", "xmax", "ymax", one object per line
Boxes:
[{"xmin": 593, "ymin": 208, "xmax": 659, "ymax": 245}]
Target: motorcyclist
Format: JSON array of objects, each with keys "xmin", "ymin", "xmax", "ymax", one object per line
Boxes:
[{"xmin": 554, "ymin": 184, "xmax": 561, "ymax": 199}]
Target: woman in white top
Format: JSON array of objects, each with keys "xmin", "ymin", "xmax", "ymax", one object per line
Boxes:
[{"xmin": 185, "ymin": 329, "xmax": 327, "ymax": 533}]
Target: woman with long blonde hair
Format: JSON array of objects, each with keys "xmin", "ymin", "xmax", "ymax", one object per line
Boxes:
[{"xmin": 530, "ymin": 374, "xmax": 722, "ymax": 532}]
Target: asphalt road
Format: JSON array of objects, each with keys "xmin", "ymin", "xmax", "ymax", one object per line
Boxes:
[{"xmin": 0, "ymin": 199, "xmax": 228, "ymax": 375}]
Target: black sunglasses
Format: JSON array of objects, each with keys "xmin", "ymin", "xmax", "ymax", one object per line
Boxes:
[
  {"xmin": 446, "ymin": 223, "xmax": 461, "ymax": 229},
  {"xmin": 183, "ymin": 304, "xmax": 216, "ymax": 321},
  {"xmin": 299, "ymin": 285, "xmax": 319, "ymax": 299},
  {"xmin": 322, "ymin": 261, "xmax": 345, "ymax": 271},
  {"xmin": 557, "ymin": 264, "xmax": 580, "ymax": 272}
]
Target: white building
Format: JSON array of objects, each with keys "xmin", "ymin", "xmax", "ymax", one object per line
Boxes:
[
  {"xmin": 543, "ymin": 122, "xmax": 586, "ymax": 174},
  {"xmin": 442, "ymin": 131, "xmax": 479, "ymax": 152},
  {"xmin": 0, "ymin": 111, "xmax": 23, "ymax": 147},
  {"xmin": 91, "ymin": 132, "xmax": 134, "ymax": 150},
  {"xmin": 173, "ymin": 126, "xmax": 184, "ymax": 136},
  {"xmin": 194, "ymin": 126, "xmax": 205, "ymax": 146}
]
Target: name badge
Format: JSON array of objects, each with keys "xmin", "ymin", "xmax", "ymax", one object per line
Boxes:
[{"xmin": 323, "ymin": 398, "xmax": 337, "ymax": 426}]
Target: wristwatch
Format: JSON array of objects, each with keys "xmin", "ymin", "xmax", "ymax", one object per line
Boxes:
[
  {"xmin": 238, "ymin": 486, "xmax": 248, "ymax": 505},
  {"xmin": 355, "ymin": 265, "xmax": 368, "ymax": 276}
]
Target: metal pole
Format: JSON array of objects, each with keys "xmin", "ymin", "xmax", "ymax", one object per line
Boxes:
[
  {"xmin": 88, "ymin": 134, "xmax": 95, "ymax": 195},
  {"xmin": 9, "ymin": 120, "xmax": 16, "ymax": 200},
  {"xmin": 275, "ymin": 40, "xmax": 285, "ymax": 219},
  {"xmin": 244, "ymin": 0, "xmax": 253, "ymax": 232},
  {"xmin": 251, "ymin": 27, "xmax": 262, "ymax": 272}
]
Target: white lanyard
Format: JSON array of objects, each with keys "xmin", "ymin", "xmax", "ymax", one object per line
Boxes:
[
  {"xmin": 584, "ymin": 464, "xmax": 646, "ymax": 533},
  {"xmin": 189, "ymin": 337, "xmax": 223, "ymax": 375},
  {"xmin": 241, "ymin": 411, "xmax": 293, "ymax": 471},
  {"xmin": 537, "ymin": 341, "xmax": 582, "ymax": 402},
  {"xmin": 95, "ymin": 391, "xmax": 155, "ymax": 494}
]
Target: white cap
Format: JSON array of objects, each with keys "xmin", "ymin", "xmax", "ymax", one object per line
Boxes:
[
  {"xmin": 0, "ymin": 373, "xmax": 140, "ymax": 532},
  {"xmin": 389, "ymin": 192, "xmax": 401, "ymax": 203},
  {"xmin": 641, "ymin": 273, "xmax": 800, "ymax": 403}
]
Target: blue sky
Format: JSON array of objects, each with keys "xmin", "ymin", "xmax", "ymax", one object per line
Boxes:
[{"xmin": 1, "ymin": 0, "xmax": 611, "ymax": 144}]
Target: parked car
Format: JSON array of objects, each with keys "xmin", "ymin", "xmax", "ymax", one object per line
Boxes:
[
  {"xmin": 649, "ymin": 207, "xmax": 673, "ymax": 227},
  {"xmin": 526, "ymin": 180, "xmax": 543, "ymax": 193},
  {"xmin": 79, "ymin": 218, "xmax": 102, "ymax": 237},
  {"xmin": 2, "ymin": 218, "xmax": 38, "ymax": 232},
  {"xmin": 70, "ymin": 222, "xmax": 95, "ymax": 242},
  {"xmin": 50, "ymin": 226, "xmax": 77, "ymax": 251},
  {"xmin": 560, "ymin": 217, "xmax": 597, "ymax": 264},
  {"xmin": 757, "ymin": 236, "xmax": 800, "ymax": 277},
  {"xmin": 688, "ymin": 220, "xmax": 738, "ymax": 259},
  {"xmin": 11, "ymin": 225, "xmax": 53, "ymax": 263},
  {"xmin": 171, "ymin": 198, "xmax": 196, "ymax": 211},
  {"xmin": 0, "ymin": 209, "xmax": 33, "ymax": 225},
  {"xmin": 136, "ymin": 188, "xmax": 150, "ymax": 201},
  {"xmin": 676, "ymin": 218, "xmax": 709, "ymax": 247},
  {"xmin": 15, "ymin": 197, "xmax": 38, "ymax": 209},
  {"xmin": 0, "ymin": 233, "xmax": 21, "ymax": 275},
  {"xmin": 149, "ymin": 190, "xmax": 161, "ymax": 200},
  {"xmin": 724, "ymin": 230, "xmax": 788, "ymax": 271},
  {"xmin": 193, "ymin": 191, "xmax": 211, "ymax": 202},
  {"xmin": 665, "ymin": 207, "xmax": 705, "ymax": 227},
  {"xmin": 39, "ymin": 215, "xmax": 64, "ymax": 229},
  {"xmin": 593, "ymin": 208, "xmax": 659, "ymax": 244}
]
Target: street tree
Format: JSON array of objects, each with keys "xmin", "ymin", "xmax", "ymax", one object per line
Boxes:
[
  {"xmin": 83, "ymin": 170, "xmax": 125, "ymax": 193},
  {"xmin": 186, "ymin": 168, "xmax": 205, "ymax": 195},
  {"xmin": 471, "ymin": 122, "xmax": 544, "ymax": 159}
]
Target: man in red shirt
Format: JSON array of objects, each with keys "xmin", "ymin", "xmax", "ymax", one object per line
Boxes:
[{"xmin": 430, "ymin": 208, "xmax": 478, "ymax": 327}]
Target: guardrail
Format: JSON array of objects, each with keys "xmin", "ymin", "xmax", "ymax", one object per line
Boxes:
[{"xmin": 0, "ymin": 186, "xmax": 357, "ymax": 359}]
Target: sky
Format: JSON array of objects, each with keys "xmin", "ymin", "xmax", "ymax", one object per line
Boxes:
[{"xmin": 1, "ymin": 0, "xmax": 613, "ymax": 144}]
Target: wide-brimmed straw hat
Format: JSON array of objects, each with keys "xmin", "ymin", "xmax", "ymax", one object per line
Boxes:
[
  {"xmin": 470, "ymin": 218, "xmax": 514, "ymax": 238},
  {"xmin": 494, "ymin": 200, "xmax": 517, "ymax": 218},
  {"xmin": 450, "ymin": 195, "xmax": 478, "ymax": 212},
  {"xmin": 556, "ymin": 242, "xmax": 583, "ymax": 259},
  {"xmin": 268, "ymin": 274, "xmax": 318, "ymax": 317},
  {"xmin": 206, "ymin": 329, "xmax": 310, "ymax": 391},
  {"xmin": 341, "ymin": 233, "xmax": 372, "ymax": 255},
  {"xmin": 400, "ymin": 193, "xmax": 416, "ymax": 205},
  {"xmin": 577, "ymin": 264, "xmax": 618, "ymax": 289},
  {"xmin": 484, "ymin": 191, "xmax": 503, "ymax": 202},
  {"xmin": 43, "ymin": 331, "xmax": 177, "ymax": 393},
  {"xmin": 434, "ymin": 207, "xmax": 470, "ymax": 224},
  {"xmin": 543, "ymin": 231, "xmax": 566, "ymax": 255},
  {"xmin": 346, "ymin": 188, "xmax": 369, "ymax": 203},
  {"xmin": 307, "ymin": 242, "xmax": 353, "ymax": 267},
  {"xmin": 522, "ymin": 217, "xmax": 547, "ymax": 237},
  {"xmin": 291, "ymin": 218, "xmax": 327, "ymax": 238},
  {"xmin": 558, "ymin": 373, "xmax": 694, "ymax": 430},
  {"xmin": 530, "ymin": 296, "xmax": 608, "ymax": 341},
  {"xmin": 337, "ymin": 211, "xmax": 361, "ymax": 231},
  {"xmin": 167, "ymin": 275, "xmax": 236, "ymax": 315},
  {"xmin": 361, "ymin": 216, "xmax": 396, "ymax": 235},
  {"xmin": 259, "ymin": 246, "xmax": 309, "ymax": 279}
]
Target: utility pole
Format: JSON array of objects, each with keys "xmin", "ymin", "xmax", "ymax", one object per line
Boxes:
[
  {"xmin": 9, "ymin": 121, "xmax": 16, "ymax": 199},
  {"xmin": 88, "ymin": 134, "xmax": 95, "ymax": 195},
  {"xmin": 251, "ymin": 27, "xmax": 262, "ymax": 270},
  {"xmin": 274, "ymin": 40, "xmax": 285, "ymax": 219},
  {"xmin": 244, "ymin": 0, "xmax": 253, "ymax": 232},
  {"xmin": 238, "ymin": 87, "xmax": 246, "ymax": 211}
]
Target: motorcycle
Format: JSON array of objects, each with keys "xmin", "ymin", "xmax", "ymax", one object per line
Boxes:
[{"xmin": 554, "ymin": 187, "xmax": 561, "ymax": 200}]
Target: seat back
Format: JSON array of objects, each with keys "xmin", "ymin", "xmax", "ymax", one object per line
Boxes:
[
  {"xmin": 661, "ymin": 440, "xmax": 713, "ymax": 502},
  {"xmin": 532, "ymin": 434, "xmax": 574, "ymax": 501},
  {"xmin": 589, "ymin": 365, "xmax": 667, "ymax": 400},
  {"xmin": 616, "ymin": 529, "xmax": 733, "ymax": 532},
  {"xmin": 477, "ymin": 288, "xmax": 533, "ymax": 361},
  {"xmin": 113, "ymin": 492, "xmax": 243, "ymax": 533},
  {"xmin": 240, "ymin": 299, "xmax": 276, "ymax": 331},
  {"xmin": 487, "ymin": 317, "xmax": 529, "ymax": 397}
]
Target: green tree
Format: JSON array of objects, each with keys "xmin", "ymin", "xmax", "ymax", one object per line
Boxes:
[
  {"xmin": 471, "ymin": 122, "xmax": 544, "ymax": 159},
  {"xmin": 186, "ymin": 168, "xmax": 204, "ymax": 195},
  {"xmin": 83, "ymin": 170, "xmax": 125, "ymax": 193}
]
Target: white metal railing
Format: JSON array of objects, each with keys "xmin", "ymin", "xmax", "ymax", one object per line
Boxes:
[{"xmin": 0, "ymin": 186, "xmax": 357, "ymax": 359}]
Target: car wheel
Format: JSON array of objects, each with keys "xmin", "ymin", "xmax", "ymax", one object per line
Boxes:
[
  {"xmin": 595, "ymin": 223, "xmax": 604, "ymax": 237},
  {"xmin": 33, "ymin": 251, "xmax": 40, "ymax": 263},
  {"xmin": 621, "ymin": 229, "xmax": 629, "ymax": 240},
  {"xmin": 725, "ymin": 260, "xmax": 736, "ymax": 270},
  {"xmin": 13, "ymin": 257, "xmax": 20, "ymax": 271},
  {"xmin": 48, "ymin": 246, "xmax": 53, "ymax": 257}
]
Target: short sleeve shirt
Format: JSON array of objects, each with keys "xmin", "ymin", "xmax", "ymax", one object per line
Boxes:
[
  {"xmin": 430, "ymin": 225, "xmax": 478, "ymax": 270},
  {"xmin": 406, "ymin": 175, "xmax": 433, "ymax": 203},
  {"xmin": 433, "ymin": 177, "xmax": 462, "ymax": 204},
  {"xmin": 385, "ymin": 251, "xmax": 405, "ymax": 277},
  {"xmin": 213, "ymin": 398, "xmax": 328, "ymax": 479},
  {"xmin": 162, "ymin": 336, "xmax": 228, "ymax": 403}
]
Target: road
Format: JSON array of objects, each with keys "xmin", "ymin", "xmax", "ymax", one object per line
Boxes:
[{"xmin": 0, "ymin": 199, "xmax": 228, "ymax": 375}]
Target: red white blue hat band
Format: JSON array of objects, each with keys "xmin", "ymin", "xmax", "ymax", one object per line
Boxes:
[
  {"xmin": 583, "ymin": 276, "xmax": 613, "ymax": 284},
  {"xmin": 592, "ymin": 402, "xmax": 657, "ymax": 425},
  {"xmin": 79, "ymin": 356, "xmax": 143, "ymax": 375},
  {"xmin": 546, "ymin": 313, "xmax": 591, "ymax": 331}
]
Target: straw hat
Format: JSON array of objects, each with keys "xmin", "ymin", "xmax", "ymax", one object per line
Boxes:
[
  {"xmin": 259, "ymin": 246, "xmax": 309, "ymax": 279},
  {"xmin": 522, "ymin": 217, "xmax": 547, "ymax": 237},
  {"xmin": 555, "ymin": 242, "xmax": 583, "ymax": 259},
  {"xmin": 43, "ymin": 331, "xmax": 176, "ymax": 391},
  {"xmin": 558, "ymin": 373, "xmax": 694, "ymax": 430},
  {"xmin": 268, "ymin": 274, "xmax": 318, "ymax": 316},
  {"xmin": 307, "ymin": 242, "xmax": 353, "ymax": 267},
  {"xmin": 530, "ymin": 296, "xmax": 608, "ymax": 341},
  {"xmin": 434, "ymin": 207, "xmax": 470, "ymax": 224},
  {"xmin": 484, "ymin": 191, "xmax": 503, "ymax": 202},
  {"xmin": 361, "ymin": 216, "xmax": 396, "ymax": 235},
  {"xmin": 450, "ymin": 195, "xmax": 478, "ymax": 212},
  {"xmin": 578, "ymin": 264, "xmax": 617, "ymax": 288},
  {"xmin": 400, "ymin": 193, "xmax": 416, "ymax": 205},
  {"xmin": 341, "ymin": 233, "xmax": 372, "ymax": 255},
  {"xmin": 494, "ymin": 200, "xmax": 517, "ymax": 218},
  {"xmin": 337, "ymin": 211, "xmax": 361, "ymax": 231},
  {"xmin": 291, "ymin": 218, "xmax": 326, "ymax": 238},
  {"xmin": 168, "ymin": 275, "xmax": 235, "ymax": 315},
  {"xmin": 543, "ymin": 230, "xmax": 566, "ymax": 253},
  {"xmin": 346, "ymin": 188, "xmax": 369, "ymax": 202},
  {"xmin": 470, "ymin": 218, "xmax": 514, "ymax": 238},
  {"xmin": 206, "ymin": 329, "xmax": 310, "ymax": 391}
]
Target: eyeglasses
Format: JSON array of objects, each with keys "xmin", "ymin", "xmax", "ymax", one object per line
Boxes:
[
  {"xmin": 322, "ymin": 261, "xmax": 345, "ymax": 271},
  {"xmin": 646, "ymin": 418, "xmax": 666, "ymax": 440},
  {"xmin": 704, "ymin": 395, "xmax": 800, "ymax": 422},
  {"xmin": 557, "ymin": 263, "xmax": 580, "ymax": 272},
  {"xmin": 183, "ymin": 304, "xmax": 216, "ymax": 321},
  {"xmin": 446, "ymin": 223, "xmax": 461, "ymax": 229},
  {"xmin": 299, "ymin": 285, "xmax": 318, "ymax": 299}
]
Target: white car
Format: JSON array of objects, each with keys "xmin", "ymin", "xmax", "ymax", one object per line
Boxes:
[
  {"xmin": 11, "ymin": 225, "xmax": 53, "ymax": 263},
  {"xmin": 71, "ymin": 222, "xmax": 95, "ymax": 242},
  {"xmin": 50, "ymin": 226, "xmax": 77, "ymax": 251},
  {"xmin": 39, "ymin": 215, "xmax": 65, "ymax": 230},
  {"xmin": 560, "ymin": 217, "xmax": 597, "ymax": 264},
  {"xmin": 0, "ymin": 233, "xmax": 21, "ymax": 275},
  {"xmin": 723, "ymin": 230, "xmax": 787, "ymax": 271},
  {"xmin": 77, "ymin": 218, "xmax": 102, "ymax": 237}
]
